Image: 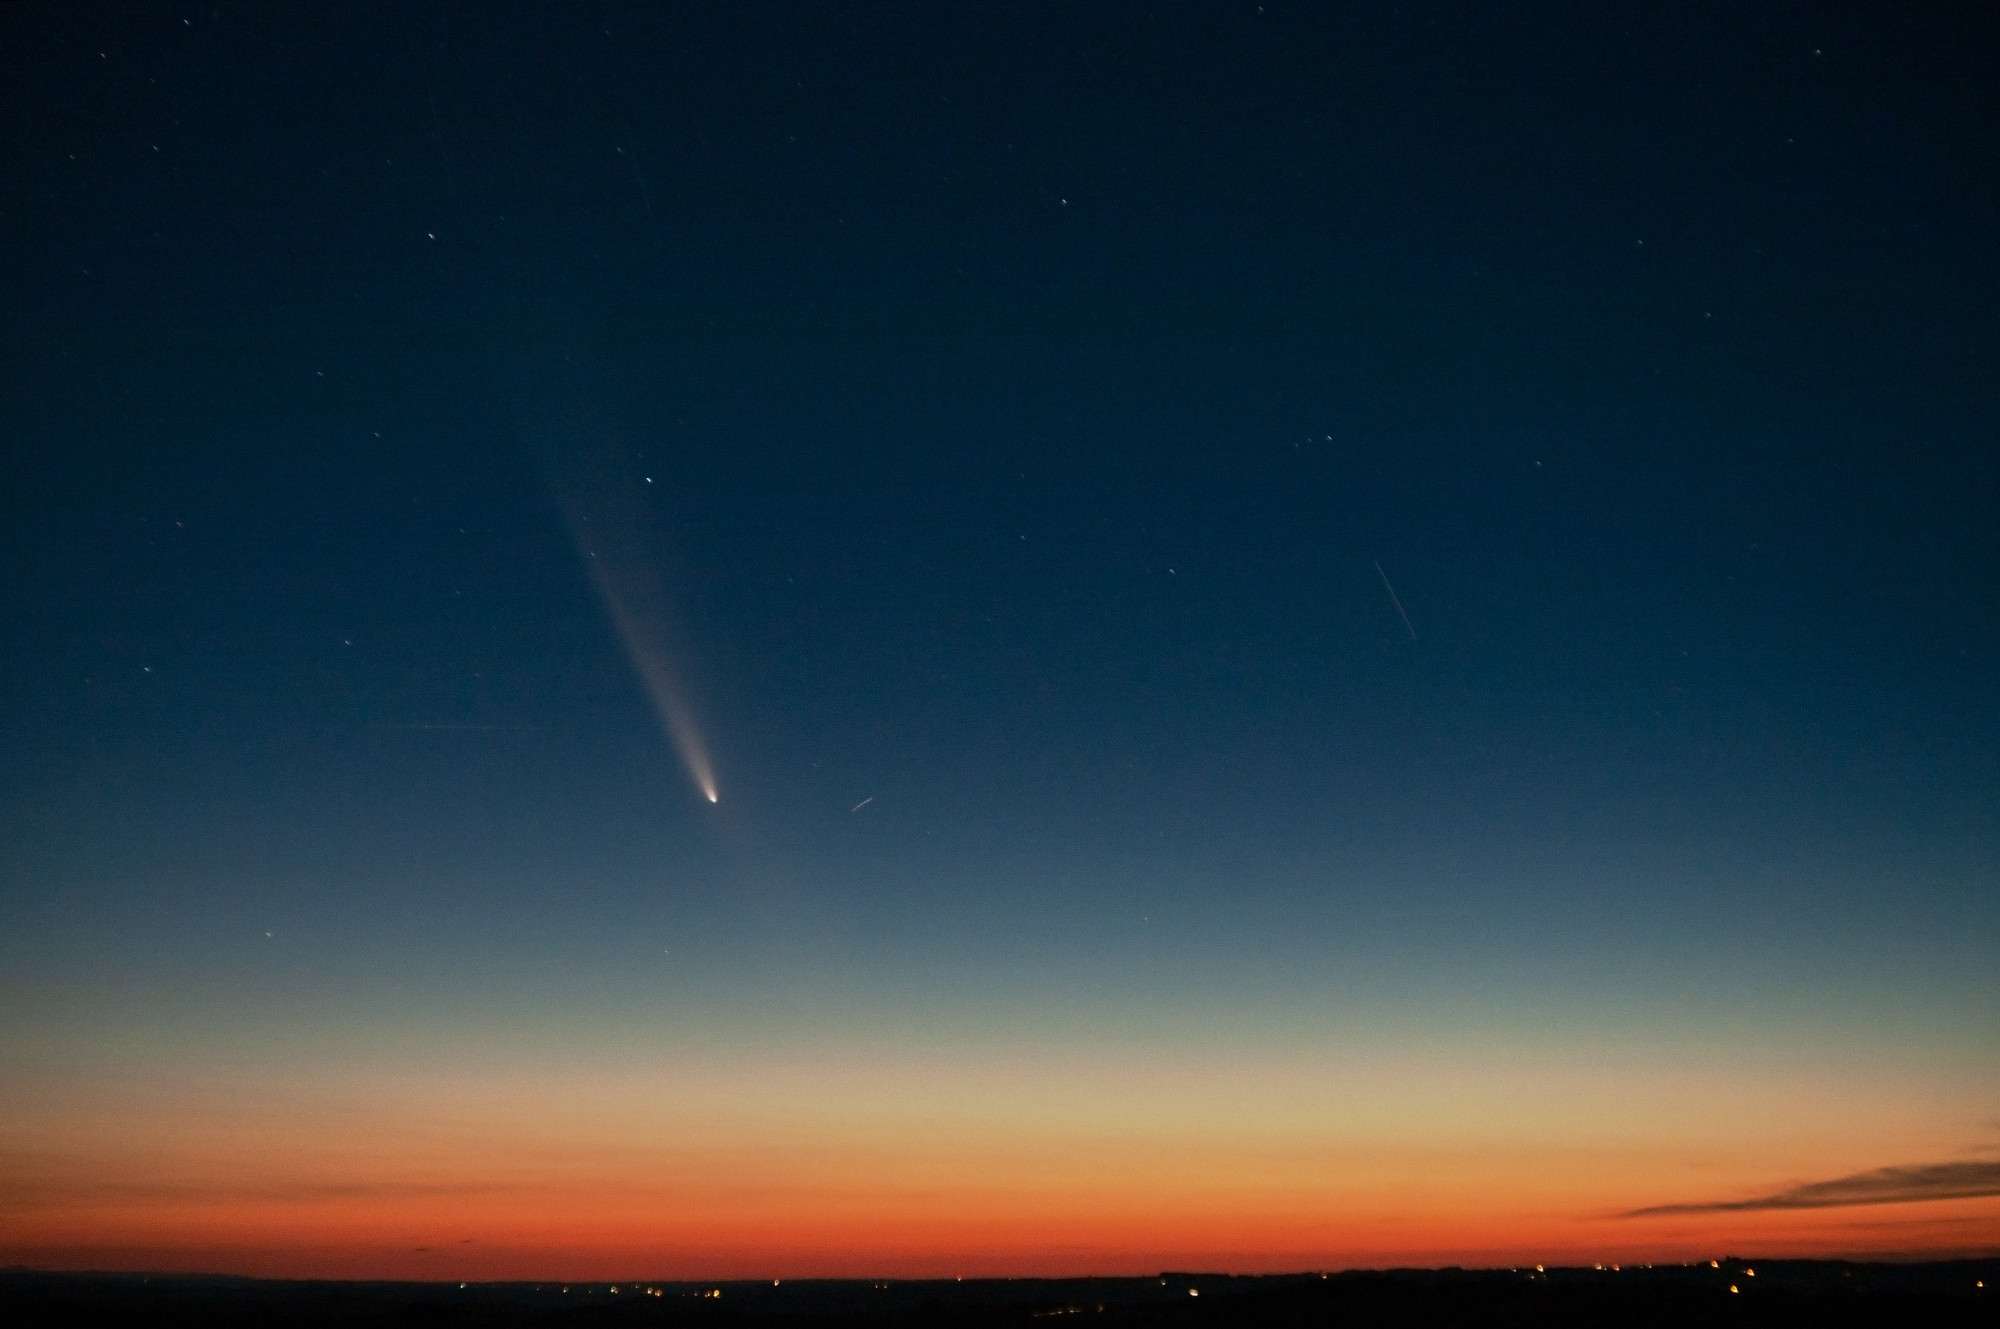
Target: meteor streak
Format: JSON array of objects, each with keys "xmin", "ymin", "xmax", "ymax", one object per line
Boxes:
[{"xmin": 1374, "ymin": 559, "xmax": 1418, "ymax": 640}]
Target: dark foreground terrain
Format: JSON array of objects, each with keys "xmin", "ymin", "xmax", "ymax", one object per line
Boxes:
[{"xmin": 3, "ymin": 1259, "xmax": 1994, "ymax": 1327}]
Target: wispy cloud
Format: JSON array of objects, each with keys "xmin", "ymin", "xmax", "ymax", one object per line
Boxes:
[
  {"xmin": 0, "ymin": 1178, "xmax": 522, "ymax": 1210},
  {"xmin": 1624, "ymin": 1159, "xmax": 2000, "ymax": 1217}
]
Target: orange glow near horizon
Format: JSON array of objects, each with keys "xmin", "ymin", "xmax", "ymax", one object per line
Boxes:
[{"xmin": 5, "ymin": 1044, "xmax": 1996, "ymax": 1279}]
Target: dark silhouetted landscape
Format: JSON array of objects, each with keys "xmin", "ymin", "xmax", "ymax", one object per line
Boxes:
[{"xmin": 6, "ymin": 1261, "xmax": 1997, "ymax": 1328}]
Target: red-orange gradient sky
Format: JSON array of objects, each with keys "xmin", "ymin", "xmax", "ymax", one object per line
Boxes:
[
  {"xmin": 7, "ymin": 1031, "xmax": 1998, "ymax": 1277},
  {"xmin": 5, "ymin": 0, "xmax": 1999, "ymax": 1283}
]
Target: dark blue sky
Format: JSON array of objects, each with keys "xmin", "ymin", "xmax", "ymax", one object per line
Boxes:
[{"xmin": 2, "ymin": 1, "xmax": 1998, "ymax": 1275}]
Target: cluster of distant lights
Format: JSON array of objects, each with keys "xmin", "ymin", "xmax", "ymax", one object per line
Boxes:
[
  {"xmin": 507, "ymin": 1283, "xmax": 734, "ymax": 1298},
  {"xmin": 452, "ymin": 1264, "xmax": 1989, "ymax": 1301},
  {"xmin": 1510, "ymin": 1259, "xmax": 1749, "ymax": 1289},
  {"xmin": 1502, "ymin": 1260, "xmax": 1976, "ymax": 1297}
]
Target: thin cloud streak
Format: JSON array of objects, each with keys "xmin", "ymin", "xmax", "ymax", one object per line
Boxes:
[
  {"xmin": 0, "ymin": 1179, "xmax": 521, "ymax": 1210},
  {"xmin": 1623, "ymin": 1159, "xmax": 2000, "ymax": 1216}
]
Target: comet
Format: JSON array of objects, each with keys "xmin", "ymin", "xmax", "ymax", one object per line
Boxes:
[
  {"xmin": 579, "ymin": 550, "xmax": 720, "ymax": 804},
  {"xmin": 521, "ymin": 372, "xmax": 721, "ymax": 806}
]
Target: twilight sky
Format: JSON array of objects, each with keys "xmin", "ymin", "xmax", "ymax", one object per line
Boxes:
[{"xmin": 3, "ymin": 0, "xmax": 1997, "ymax": 1278}]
